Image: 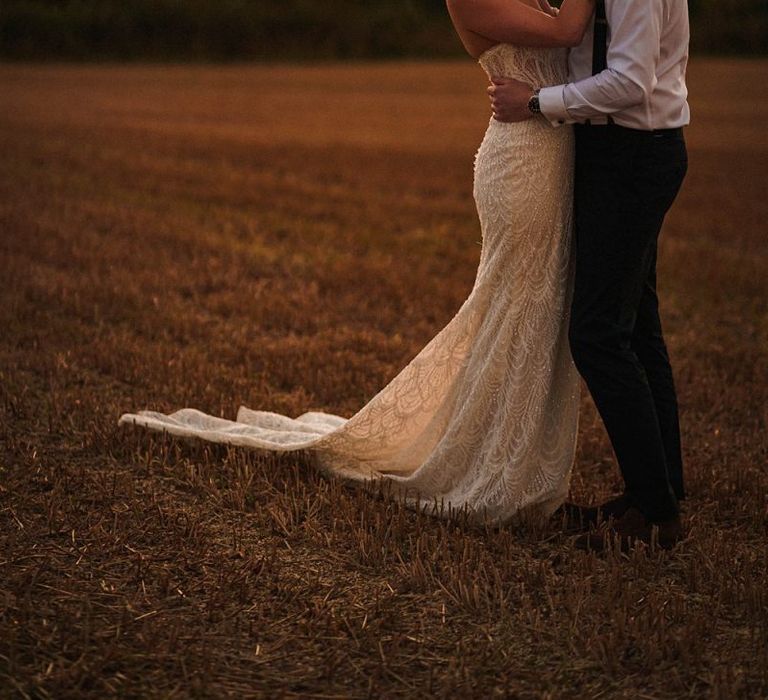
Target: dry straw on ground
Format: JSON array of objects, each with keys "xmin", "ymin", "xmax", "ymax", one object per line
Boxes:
[{"xmin": 1, "ymin": 58, "xmax": 767, "ymax": 698}]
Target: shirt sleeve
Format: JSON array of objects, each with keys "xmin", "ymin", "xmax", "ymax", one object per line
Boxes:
[
  {"xmin": 538, "ymin": 85, "xmax": 571, "ymax": 126},
  {"xmin": 538, "ymin": 0, "xmax": 664, "ymax": 127}
]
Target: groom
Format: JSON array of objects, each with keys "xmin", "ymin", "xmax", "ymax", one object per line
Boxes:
[{"xmin": 489, "ymin": 0, "xmax": 690, "ymax": 552}]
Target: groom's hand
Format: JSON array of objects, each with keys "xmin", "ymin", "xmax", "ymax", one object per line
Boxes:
[{"xmin": 488, "ymin": 78, "xmax": 535, "ymax": 123}]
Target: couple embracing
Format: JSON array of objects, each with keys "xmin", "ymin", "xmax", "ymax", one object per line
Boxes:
[{"xmin": 119, "ymin": 0, "xmax": 691, "ymax": 554}]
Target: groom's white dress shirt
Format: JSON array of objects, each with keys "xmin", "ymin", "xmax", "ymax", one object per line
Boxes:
[{"xmin": 538, "ymin": 0, "xmax": 691, "ymax": 130}]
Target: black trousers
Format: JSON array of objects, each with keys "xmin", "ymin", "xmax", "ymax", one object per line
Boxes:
[{"xmin": 570, "ymin": 123, "xmax": 688, "ymax": 522}]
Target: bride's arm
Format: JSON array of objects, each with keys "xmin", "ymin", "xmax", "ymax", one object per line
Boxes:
[{"xmin": 447, "ymin": 0, "xmax": 594, "ymax": 48}]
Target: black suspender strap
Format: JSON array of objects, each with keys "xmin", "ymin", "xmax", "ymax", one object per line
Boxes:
[{"xmin": 592, "ymin": 0, "xmax": 608, "ymax": 75}]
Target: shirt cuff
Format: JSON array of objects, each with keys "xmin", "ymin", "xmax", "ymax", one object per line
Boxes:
[{"xmin": 538, "ymin": 85, "xmax": 573, "ymax": 127}]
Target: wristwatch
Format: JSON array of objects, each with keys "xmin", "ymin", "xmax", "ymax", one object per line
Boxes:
[{"xmin": 527, "ymin": 89, "xmax": 541, "ymax": 115}]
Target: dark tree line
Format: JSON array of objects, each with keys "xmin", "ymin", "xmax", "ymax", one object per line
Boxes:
[
  {"xmin": 688, "ymin": 0, "xmax": 768, "ymax": 56},
  {"xmin": 0, "ymin": 0, "xmax": 764, "ymax": 61}
]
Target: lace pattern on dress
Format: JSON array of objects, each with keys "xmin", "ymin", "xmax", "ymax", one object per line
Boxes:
[{"xmin": 118, "ymin": 43, "xmax": 580, "ymax": 527}]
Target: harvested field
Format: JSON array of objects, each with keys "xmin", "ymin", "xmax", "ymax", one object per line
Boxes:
[{"xmin": 1, "ymin": 58, "xmax": 767, "ymax": 698}]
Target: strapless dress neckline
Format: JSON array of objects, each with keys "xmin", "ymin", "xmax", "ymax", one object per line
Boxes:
[{"xmin": 476, "ymin": 42, "xmax": 569, "ymax": 90}]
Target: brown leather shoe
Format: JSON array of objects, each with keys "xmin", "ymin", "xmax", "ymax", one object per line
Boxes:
[
  {"xmin": 553, "ymin": 493, "xmax": 632, "ymax": 532},
  {"xmin": 573, "ymin": 506, "xmax": 685, "ymax": 553}
]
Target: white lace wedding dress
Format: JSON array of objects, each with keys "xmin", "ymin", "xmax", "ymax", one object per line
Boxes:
[{"xmin": 118, "ymin": 44, "xmax": 580, "ymax": 526}]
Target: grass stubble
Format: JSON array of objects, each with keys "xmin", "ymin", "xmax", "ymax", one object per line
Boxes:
[{"xmin": 0, "ymin": 58, "xmax": 766, "ymax": 698}]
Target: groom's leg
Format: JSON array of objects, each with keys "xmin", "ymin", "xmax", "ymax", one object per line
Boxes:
[
  {"xmin": 631, "ymin": 244, "xmax": 686, "ymax": 501},
  {"xmin": 570, "ymin": 124, "xmax": 688, "ymax": 522}
]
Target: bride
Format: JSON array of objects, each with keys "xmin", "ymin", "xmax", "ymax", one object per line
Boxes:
[{"xmin": 118, "ymin": 0, "xmax": 596, "ymax": 527}]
